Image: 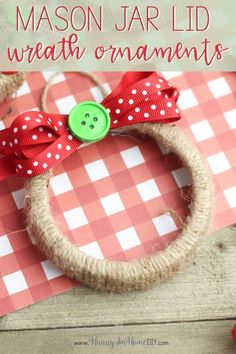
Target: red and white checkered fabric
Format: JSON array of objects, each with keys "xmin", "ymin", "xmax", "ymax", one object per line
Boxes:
[{"xmin": 0, "ymin": 71, "xmax": 235, "ymax": 316}]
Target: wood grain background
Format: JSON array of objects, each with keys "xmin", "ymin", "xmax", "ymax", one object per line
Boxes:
[{"xmin": 0, "ymin": 226, "xmax": 235, "ymax": 353}]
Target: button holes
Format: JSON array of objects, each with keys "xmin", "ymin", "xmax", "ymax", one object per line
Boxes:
[
  {"xmin": 81, "ymin": 121, "xmax": 86, "ymax": 125},
  {"xmin": 89, "ymin": 124, "xmax": 95, "ymax": 129},
  {"xmin": 93, "ymin": 117, "xmax": 98, "ymax": 122},
  {"xmin": 85, "ymin": 113, "xmax": 90, "ymax": 118}
]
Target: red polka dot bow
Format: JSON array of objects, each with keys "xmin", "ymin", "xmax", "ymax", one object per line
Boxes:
[{"xmin": 0, "ymin": 72, "xmax": 180, "ymax": 180}]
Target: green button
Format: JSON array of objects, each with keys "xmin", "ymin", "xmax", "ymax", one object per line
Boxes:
[{"xmin": 68, "ymin": 101, "xmax": 110, "ymax": 143}]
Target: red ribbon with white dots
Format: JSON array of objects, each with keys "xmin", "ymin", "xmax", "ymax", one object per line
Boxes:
[{"xmin": 0, "ymin": 72, "xmax": 181, "ymax": 180}]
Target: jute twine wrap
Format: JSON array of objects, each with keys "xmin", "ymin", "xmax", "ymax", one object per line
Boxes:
[
  {"xmin": 0, "ymin": 72, "xmax": 26, "ymax": 103},
  {"xmin": 40, "ymin": 72, "xmax": 108, "ymax": 113},
  {"xmin": 23, "ymin": 73, "xmax": 214, "ymax": 292}
]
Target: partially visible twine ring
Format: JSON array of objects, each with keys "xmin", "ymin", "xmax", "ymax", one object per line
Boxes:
[
  {"xmin": 24, "ymin": 72, "xmax": 214, "ymax": 292},
  {"xmin": 40, "ymin": 72, "xmax": 109, "ymax": 113},
  {"xmin": 0, "ymin": 72, "xmax": 26, "ymax": 103}
]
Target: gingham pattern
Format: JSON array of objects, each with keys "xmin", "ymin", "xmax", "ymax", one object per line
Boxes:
[{"xmin": 0, "ymin": 72, "xmax": 235, "ymax": 316}]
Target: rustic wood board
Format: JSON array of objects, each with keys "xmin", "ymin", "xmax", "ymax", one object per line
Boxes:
[
  {"xmin": 0, "ymin": 226, "xmax": 235, "ymax": 353},
  {"xmin": 0, "ymin": 320, "xmax": 236, "ymax": 354}
]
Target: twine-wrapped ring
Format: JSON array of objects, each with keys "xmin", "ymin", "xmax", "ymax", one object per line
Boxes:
[
  {"xmin": 24, "ymin": 121, "xmax": 214, "ymax": 292},
  {"xmin": 0, "ymin": 72, "xmax": 26, "ymax": 103}
]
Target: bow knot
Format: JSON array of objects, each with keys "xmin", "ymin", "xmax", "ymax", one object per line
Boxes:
[{"xmin": 0, "ymin": 72, "xmax": 181, "ymax": 180}]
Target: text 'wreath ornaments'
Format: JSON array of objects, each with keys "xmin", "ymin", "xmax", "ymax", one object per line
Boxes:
[
  {"xmin": 0, "ymin": 72, "xmax": 26, "ymax": 103},
  {"xmin": 0, "ymin": 72, "xmax": 214, "ymax": 292}
]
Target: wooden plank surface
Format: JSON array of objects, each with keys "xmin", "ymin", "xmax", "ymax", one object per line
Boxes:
[
  {"xmin": 0, "ymin": 227, "xmax": 235, "ymax": 330},
  {"xmin": 0, "ymin": 226, "xmax": 235, "ymax": 354},
  {"xmin": 0, "ymin": 320, "xmax": 236, "ymax": 354}
]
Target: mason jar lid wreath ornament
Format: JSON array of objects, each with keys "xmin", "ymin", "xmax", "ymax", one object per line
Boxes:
[
  {"xmin": 0, "ymin": 72, "xmax": 213, "ymax": 292},
  {"xmin": 0, "ymin": 72, "xmax": 26, "ymax": 103}
]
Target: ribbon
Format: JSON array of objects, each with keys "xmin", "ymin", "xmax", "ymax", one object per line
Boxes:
[
  {"xmin": 1, "ymin": 72, "xmax": 18, "ymax": 75},
  {"xmin": 0, "ymin": 72, "xmax": 181, "ymax": 180}
]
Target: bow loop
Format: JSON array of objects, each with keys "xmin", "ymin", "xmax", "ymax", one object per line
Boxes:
[
  {"xmin": 8, "ymin": 111, "xmax": 67, "ymax": 159},
  {"xmin": 102, "ymin": 72, "xmax": 180, "ymax": 128}
]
